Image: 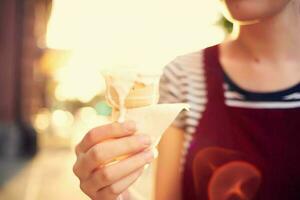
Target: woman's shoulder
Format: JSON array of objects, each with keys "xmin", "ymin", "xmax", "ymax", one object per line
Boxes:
[
  {"xmin": 163, "ymin": 44, "xmax": 220, "ymax": 76},
  {"xmin": 165, "ymin": 50, "xmax": 204, "ymax": 72}
]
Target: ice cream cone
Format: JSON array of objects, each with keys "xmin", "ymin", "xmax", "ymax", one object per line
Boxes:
[
  {"xmin": 107, "ymin": 81, "xmax": 159, "ymax": 110},
  {"xmin": 104, "ymin": 70, "xmax": 161, "ymax": 122},
  {"xmin": 103, "ymin": 68, "xmax": 189, "ymax": 142}
]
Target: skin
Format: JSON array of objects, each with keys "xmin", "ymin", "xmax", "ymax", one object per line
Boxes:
[
  {"xmin": 74, "ymin": 0, "xmax": 300, "ymax": 199},
  {"xmin": 155, "ymin": 126, "xmax": 184, "ymax": 200},
  {"xmin": 220, "ymin": 0, "xmax": 300, "ymax": 93}
]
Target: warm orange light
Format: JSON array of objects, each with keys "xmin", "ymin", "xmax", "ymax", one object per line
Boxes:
[{"xmin": 39, "ymin": 49, "xmax": 71, "ymax": 76}]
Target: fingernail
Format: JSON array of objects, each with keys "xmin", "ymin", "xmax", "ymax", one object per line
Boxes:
[
  {"xmin": 122, "ymin": 121, "xmax": 136, "ymax": 133},
  {"xmin": 137, "ymin": 135, "xmax": 151, "ymax": 146},
  {"xmin": 143, "ymin": 150, "xmax": 155, "ymax": 163}
]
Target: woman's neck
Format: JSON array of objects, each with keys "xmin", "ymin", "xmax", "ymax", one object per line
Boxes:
[{"xmin": 232, "ymin": 1, "xmax": 300, "ymax": 63}]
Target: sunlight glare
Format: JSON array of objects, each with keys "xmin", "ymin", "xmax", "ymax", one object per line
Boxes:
[{"xmin": 47, "ymin": 0, "xmax": 224, "ymax": 102}]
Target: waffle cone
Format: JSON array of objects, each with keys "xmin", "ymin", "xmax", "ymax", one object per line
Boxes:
[{"xmin": 107, "ymin": 82, "xmax": 159, "ymax": 111}]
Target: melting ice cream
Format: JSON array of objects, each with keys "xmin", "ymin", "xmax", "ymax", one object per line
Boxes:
[{"xmin": 103, "ymin": 68, "xmax": 161, "ymax": 122}]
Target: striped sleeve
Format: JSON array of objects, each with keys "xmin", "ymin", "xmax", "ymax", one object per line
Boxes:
[
  {"xmin": 159, "ymin": 50, "xmax": 207, "ymax": 131},
  {"xmin": 159, "ymin": 59, "xmax": 186, "ymax": 129}
]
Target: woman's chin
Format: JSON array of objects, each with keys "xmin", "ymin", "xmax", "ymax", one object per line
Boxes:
[
  {"xmin": 221, "ymin": 0, "xmax": 292, "ymax": 25},
  {"xmin": 232, "ymin": 18, "xmax": 261, "ymax": 26},
  {"xmin": 223, "ymin": 11, "xmax": 261, "ymax": 26}
]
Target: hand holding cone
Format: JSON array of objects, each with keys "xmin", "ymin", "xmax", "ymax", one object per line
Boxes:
[{"xmin": 103, "ymin": 68, "xmax": 189, "ymax": 144}]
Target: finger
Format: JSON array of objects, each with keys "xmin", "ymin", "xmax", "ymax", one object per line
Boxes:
[
  {"xmin": 81, "ymin": 149, "xmax": 155, "ymax": 193},
  {"xmin": 73, "ymin": 153, "xmax": 86, "ymax": 179},
  {"xmin": 94, "ymin": 167, "xmax": 144, "ymax": 200},
  {"xmin": 75, "ymin": 121, "xmax": 136, "ymax": 155},
  {"xmin": 86, "ymin": 134, "xmax": 152, "ymax": 164},
  {"xmin": 73, "ymin": 135, "xmax": 152, "ymax": 180}
]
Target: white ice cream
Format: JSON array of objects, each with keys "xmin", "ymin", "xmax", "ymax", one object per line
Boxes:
[{"xmin": 103, "ymin": 68, "xmax": 161, "ymax": 122}]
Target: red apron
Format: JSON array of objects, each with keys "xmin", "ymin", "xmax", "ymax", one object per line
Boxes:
[{"xmin": 182, "ymin": 45, "xmax": 300, "ymax": 200}]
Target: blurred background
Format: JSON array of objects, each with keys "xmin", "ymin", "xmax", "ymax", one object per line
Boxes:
[{"xmin": 0, "ymin": 0, "xmax": 231, "ymax": 199}]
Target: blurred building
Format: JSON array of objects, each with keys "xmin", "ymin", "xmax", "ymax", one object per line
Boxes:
[{"xmin": 0, "ymin": 0, "xmax": 51, "ymax": 183}]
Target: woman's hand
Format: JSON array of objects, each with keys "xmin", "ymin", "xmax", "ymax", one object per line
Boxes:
[{"xmin": 73, "ymin": 121, "xmax": 154, "ymax": 200}]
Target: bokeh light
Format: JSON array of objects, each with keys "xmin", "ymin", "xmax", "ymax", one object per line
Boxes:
[
  {"xmin": 34, "ymin": 109, "xmax": 51, "ymax": 131},
  {"xmin": 51, "ymin": 109, "xmax": 74, "ymax": 138},
  {"xmin": 51, "ymin": 109, "xmax": 74, "ymax": 128}
]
